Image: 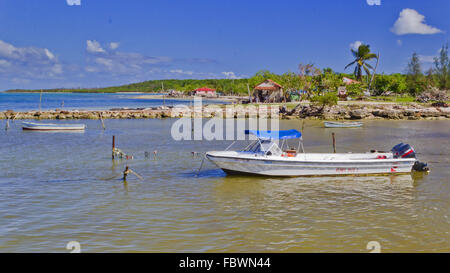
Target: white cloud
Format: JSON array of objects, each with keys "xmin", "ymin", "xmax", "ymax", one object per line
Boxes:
[
  {"xmin": 0, "ymin": 40, "xmax": 17, "ymax": 58},
  {"xmin": 0, "ymin": 40, "xmax": 58, "ymax": 63},
  {"xmin": 391, "ymin": 8, "xmax": 442, "ymax": 35},
  {"xmin": 349, "ymin": 41, "xmax": 362, "ymax": 51},
  {"xmin": 169, "ymin": 69, "xmax": 194, "ymax": 75},
  {"xmin": 0, "ymin": 40, "xmax": 64, "ymax": 89},
  {"xmin": 44, "ymin": 48, "xmax": 56, "ymax": 60},
  {"xmin": 109, "ymin": 42, "xmax": 120, "ymax": 50},
  {"xmin": 11, "ymin": 78, "xmax": 31, "ymax": 84},
  {"xmin": 51, "ymin": 64, "xmax": 63, "ymax": 75},
  {"xmin": 0, "ymin": 40, "xmax": 62, "ymax": 76},
  {"xmin": 84, "ymin": 40, "xmax": 218, "ymax": 79},
  {"xmin": 66, "ymin": 0, "xmax": 81, "ymax": 6},
  {"xmin": 86, "ymin": 40, "xmax": 106, "ymax": 54},
  {"xmin": 418, "ymin": 49, "xmax": 443, "ymax": 63},
  {"xmin": 418, "ymin": 55, "xmax": 435, "ymax": 63},
  {"xmin": 85, "ymin": 66, "xmax": 99, "ymax": 73},
  {"xmin": 222, "ymin": 71, "xmax": 239, "ymax": 79},
  {"xmin": 366, "ymin": 0, "xmax": 381, "ymax": 6},
  {"xmin": 0, "ymin": 59, "xmax": 11, "ymax": 67},
  {"xmin": 85, "ymin": 41, "xmax": 174, "ymax": 75},
  {"xmin": 94, "ymin": 57, "xmax": 114, "ymax": 68},
  {"xmin": 0, "ymin": 39, "xmax": 222, "ymax": 90}
]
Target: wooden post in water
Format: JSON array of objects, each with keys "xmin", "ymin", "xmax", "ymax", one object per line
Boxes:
[
  {"xmin": 39, "ymin": 90, "xmax": 43, "ymax": 112},
  {"xmin": 99, "ymin": 112, "xmax": 105, "ymax": 130},
  {"xmin": 332, "ymin": 132, "xmax": 336, "ymax": 153},
  {"xmin": 123, "ymin": 166, "xmax": 130, "ymax": 181},
  {"xmin": 5, "ymin": 117, "xmax": 10, "ymax": 131},
  {"xmin": 123, "ymin": 165, "xmax": 143, "ymax": 181},
  {"xmin": 112, "ymin": 135, "xmax": 115, "ymax": 159},
  {"xmin": 162, "ymin": 82, "xmax": 165, "ymax": 107}
]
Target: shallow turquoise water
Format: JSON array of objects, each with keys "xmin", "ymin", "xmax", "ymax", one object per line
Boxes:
[{"xmin": 0, "ymin": 119, "xmax": 448, "ymax": 252}]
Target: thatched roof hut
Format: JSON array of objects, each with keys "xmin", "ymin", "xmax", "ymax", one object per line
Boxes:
[{"xmin": 253, "ymin": 79, "xmax": 284, "ymax": 103}]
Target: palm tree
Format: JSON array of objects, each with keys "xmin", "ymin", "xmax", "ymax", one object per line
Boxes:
[{"xmin": 345, "ymin": 44, "xmax": 378, "ymax": 82}]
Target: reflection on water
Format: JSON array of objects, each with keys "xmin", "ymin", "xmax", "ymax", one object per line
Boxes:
[{"xmin": 0, "ymin": 119, "xmax": 449, "ymax": 252}]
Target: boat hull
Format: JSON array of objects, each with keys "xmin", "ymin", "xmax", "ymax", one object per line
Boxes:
[
  {"xmin": 324, "ymin": 122, "xmax": 363, "ymax": 128},
  {"xmin": 206, "ymin": 153, "xmax": 415, "ymax": 177},
  {"xmin": 23, "ymin": 127, "xmax": 85, "ymax": 131},
  {"xmin": 22, "ymin": 122, "xmax": 85, "ymax": 131}
]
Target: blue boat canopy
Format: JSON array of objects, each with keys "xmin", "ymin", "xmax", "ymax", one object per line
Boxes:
[{"xmin": 245, "ymin": 129, "xmax": 302, "ymax": 140}]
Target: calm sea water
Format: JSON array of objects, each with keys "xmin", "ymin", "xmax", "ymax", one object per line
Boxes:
[
  {"xmin": 0, "ymin": 119, "xmax": 448, "ymax": 252},
  {"xmin": 0, "ymin": 92, "xmax": 224, "ymax": 111}
]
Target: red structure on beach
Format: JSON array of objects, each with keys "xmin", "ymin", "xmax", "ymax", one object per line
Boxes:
[{"xmin": 193, "ymin": 87, "xmax": 216, "ymax": 97}]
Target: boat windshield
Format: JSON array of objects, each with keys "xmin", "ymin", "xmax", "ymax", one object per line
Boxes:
[{"xmin": 243, "ymin": 140, "xmax": 282, "ymax": 156}]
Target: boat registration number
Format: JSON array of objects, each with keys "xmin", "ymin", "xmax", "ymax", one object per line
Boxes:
[{"xmin": 336, "ymin": 168, "xmax": 358, "ymax": 173}]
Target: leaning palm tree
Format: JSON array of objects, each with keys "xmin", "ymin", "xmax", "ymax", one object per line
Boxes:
[{"xmin": 345, "ymin": 44, "xmax": 378, "ymax": 82}]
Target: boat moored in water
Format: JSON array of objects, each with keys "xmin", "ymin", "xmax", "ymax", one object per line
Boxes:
[
  {"xmin": 22, "ymin": 122, "xmax": 86, "ymax": 131},
  {"xmin": 324, "ymin": 121, "xmax": 363, "ymax": 128},
  {"xmin": 206, "ymin": 130, "xmax": 423, "ymax": 177}
]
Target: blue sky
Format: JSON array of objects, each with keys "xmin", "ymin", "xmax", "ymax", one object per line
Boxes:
[{"xmin": 0, "ymin": 0, "xmax": 448, "ymax": 90}]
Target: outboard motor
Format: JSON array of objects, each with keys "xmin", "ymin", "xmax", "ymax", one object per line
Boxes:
[
  {"xmin": 391, "ymin": 143, "xmax": 416, "ymax": 159},
  {"xmin": 413, "ymin": 161, "xmax": 429, "ymax": 172},
  {"xmin": 392, "ymin": 143, "xmax": 429, "ymax": 172}
]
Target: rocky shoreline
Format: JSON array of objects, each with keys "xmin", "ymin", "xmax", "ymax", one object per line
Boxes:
[
  {"xmin": 1, "ymin": 103, "xmax": 449, "ymax": 120},
  {"xmin": 282, "ymin": 103, "xmax": 450, "ymax": 120}
]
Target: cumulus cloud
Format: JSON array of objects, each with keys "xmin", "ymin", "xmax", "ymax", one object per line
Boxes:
[
  {"xmin": 85, "ymin": 40, "xmax": 174, "ymax": 75},
  {"xmin": 0, "ymin": 40, "xmax": 58, "ymax": 64},
  {"xmin": 66, "ymin": 0, "xmax": 81, "ymax": 6},
  {"xmin": 86, "ymin": 40, "xmax": 106, "ymax": 54},
  {"xmin": 391, "ymin": 8, "xmax": 442, "ymax": 35},
  {"xmin": 366, "ymin": 0, "xmax": 381, "ymax": 6},
  {"xmin": 349, "ymin": 41, "xmax": 363, "ymax": 51},
  {"xmin": 0, "ymin": 38, "xmax": 222, "ymax": 90},
  {"xmin": 222, "ymin": 71, "xmax": 239, "ymax": 79},
  {"xmin": 84, "ymin": 40, "xmax": 218, "ymax": 79},
  {"xmin": 109, "ymin": 42, "xmax": 120, "ymax": 50},
  {"xmin": 0, "ymin": 40, "xmax": 62, "ymax": 79}
]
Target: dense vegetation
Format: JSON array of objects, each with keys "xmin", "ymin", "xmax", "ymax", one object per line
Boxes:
[{"xmin": 7, "ymin": 44, "xmax": 449, "ymax": 104}]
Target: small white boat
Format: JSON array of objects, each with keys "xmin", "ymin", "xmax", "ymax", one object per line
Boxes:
[
  {"xmin": 206, "ymin": 130, "xmax": 421, "ymax": 177},
  {"xmin": 324, "ymin": 121, "xmax": 363, "ymax": 128},
  {"xmin": 22, "ymin": 122, "xmax": 86, "ymax": 131}
]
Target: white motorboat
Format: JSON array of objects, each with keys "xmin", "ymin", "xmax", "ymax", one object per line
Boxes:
[
  {"xmin": 22, "ymin": 122, "xmax": 86, "ymax": 131},
  {"xmin": 206, "ymin": 130, "xmax": 424, "ymax": 177},
  {"xmin": 324, "ymin": 121, "xmax": 363, "ymax": 128}
]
